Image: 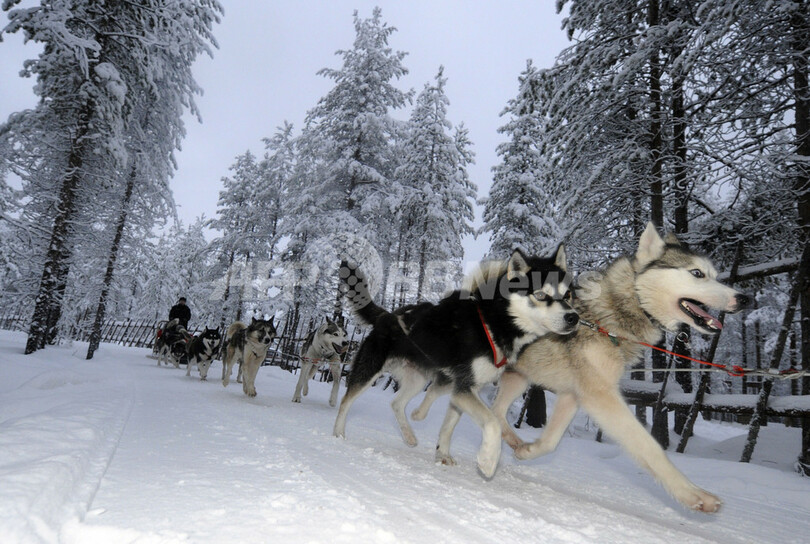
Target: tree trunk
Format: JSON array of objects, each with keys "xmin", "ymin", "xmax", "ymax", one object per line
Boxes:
[
  {"xmin": 25, "ymin": 108, "xmax": 92, "ymax": 354},
  {"xmin": 86, "ymin": 162, "xmax": 137, "ymax": 359},
  {"xmin": 671, "ymin": 53, "xmax": 692, "ymax": 433},
  {"xmin": 647, "ymin": 0, "xmax": 664, "ymax": 229},
  {"xmin": 646, "ymin": 0, "xmax": 668, "ymax": 448},
  {"xmin": 416, "ymin": 237, "xmax": 427, "ymax": 302},
  {"xmin": 219, "ymin": 250, "xmax": 236, "ymax": 329},
  {"xmin": 790, "ymin": 0, "xmax": 810, "ymax": 476}
]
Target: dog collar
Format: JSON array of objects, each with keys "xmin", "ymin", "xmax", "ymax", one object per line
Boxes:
[{"xmin": 477, "ymin": 307, "xmax": 508, "ymax": 368}]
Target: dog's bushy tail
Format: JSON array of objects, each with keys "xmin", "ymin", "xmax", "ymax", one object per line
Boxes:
[{"xmin": 339, "ymin": 260, "xmax": 387, "ymax": 324}]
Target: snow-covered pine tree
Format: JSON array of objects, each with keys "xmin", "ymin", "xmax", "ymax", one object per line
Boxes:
[
  {"xmin": 482, "ymin": 61, "xmax": 562, "ymax": 258},
  {"xmin": 1, "ymin": 0, "xmax": 222, "ymax": 353},
  {"xmin": 297, "ymin": 7, "xmax": 412, "ymax": 315},
  {"xmin": 393, "ymin": 67, "xmax": 475, "ymax": 301},
  {"xmin": 209, "ymin": 150, "xmax": 275, "ymax": 326},
  {"xmin": 85, "ymin": 0, "xmax": 223, "ymax": 358}
]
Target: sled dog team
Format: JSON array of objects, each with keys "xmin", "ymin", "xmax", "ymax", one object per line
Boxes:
[
  {"xmin": 157, "ymin": 223, "xmax": 752, "ymax": 513},
  {"xmin": 156, "ymin": 313, "xmax": 349, "ymax": 401}
]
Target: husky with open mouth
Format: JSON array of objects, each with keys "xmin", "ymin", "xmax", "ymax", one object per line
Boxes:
[{"xmin": 491, "ymin": 223, "xmax": 751, "ymax": 512}]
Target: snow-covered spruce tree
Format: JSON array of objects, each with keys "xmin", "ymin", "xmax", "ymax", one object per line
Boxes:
[
  {"xmin": 2, "ymin": 1, "xmax": 127, "ymax": 353},
  {"xmin": 393, "ymin": 67, "xmax": 475, "ymax": 301},
  {"xmin": 482, "ymin": 61, "xmax": 563, "ymax": 259},
  {"xmin": 259, "ymin": 122, "xmax": 295, "ymax": 263},
  {"xmin": 209, "ymin": 150, "xmax": 276, "ymax": 327},
  {"xmin": 0, "ymin": 0, "xmax": 222, "ymax": 354},
  {"xmin": 298, "ymin": 7, "xmax": 412, "ymax": 315},
  {"xmin": 85, "ymin": 0, "xmax": 223, "ymax": 359}
]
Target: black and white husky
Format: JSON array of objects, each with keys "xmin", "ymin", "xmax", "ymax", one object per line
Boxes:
[
  {"xmin": 221, "ymin": 317, "xmax": 277, "ymax": 397},
  {"xmin": 186, "ymin": 327, "xmax": 222, "ymax": 380},
  {"xmin": 333, "ymin": 247, "xmax": 579, "ymax": 477},
  {"xmin": 292, "ymin": 318, "xmax": 349, "ymax": 407}
]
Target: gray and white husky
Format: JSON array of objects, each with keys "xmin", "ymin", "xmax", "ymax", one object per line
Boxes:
[
  {"xmin": 490, "ymin": 223, "xmax": 751, "ymax": 512},
  {"xmin": 334, "ymin": 247, "xmax": 579, "ymax": 478},
  {"xmin": 186, "ymin": 327, "xmax": 222, "ymax": 380},
  {"xmin": 291, "ymin": 318, "xmax": 349, "ymax": 407},
  {"xmin": 221, "ymin": 317, "xmax": 277, "ymax": 397}
]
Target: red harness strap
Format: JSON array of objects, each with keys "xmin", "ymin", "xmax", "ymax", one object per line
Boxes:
[
  {"xmin": 584, "ymin": 319, "xmax": 747, "ymax": 377},
  {"xmin": 477, "ymin": 307, "xmax": 508, "ymax": 368}
]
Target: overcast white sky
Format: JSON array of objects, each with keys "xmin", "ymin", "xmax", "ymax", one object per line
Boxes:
[{"xmin": 0, "ymin": 1, "xmax": 571, "ymax": 262}]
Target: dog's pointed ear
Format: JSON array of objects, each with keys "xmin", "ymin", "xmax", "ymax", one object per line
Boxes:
[
  {"xmin": 637, "ymin": 222, "xmax": 666, "ymax": 266},
  {"xmin": 268, "ymin": 316, "xmax": 275, "ymax": 327},
  {"xmin": 251, "ymin": 317, "xmax": 257, "ymax": 325},
  {"xmin": 553, "ymin": 243, "xmax": 568, "ymax": 273},
  {"xmin": 663, "ymin": 232, "xmax": 681, "ymax": 246},
  {"xmin": 506, "ymin": 249, "xmax": 530, "ymax": 280}
]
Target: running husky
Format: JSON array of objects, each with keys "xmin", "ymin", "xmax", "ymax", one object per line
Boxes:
[
  {"xmin": 186, "ymin": 327, "xmax": 222, "ymax": 380},
  {"xmin": 155, "ymin": 318, "xmax": 191, "ymax": 368},
  {"xmin": 221, "ymin": 317, "xmax": 277, "ymax": 397},
  {"xmin": 334, "ymin": 247, "xmax": 579, "ymax": 477},
  {"xmin": 488, "ymin": 223, "xmax": 751, "ymax": 512},
  {"xmin": 292, "ymin": 318, "xmax": 350, "ymax": 406}
]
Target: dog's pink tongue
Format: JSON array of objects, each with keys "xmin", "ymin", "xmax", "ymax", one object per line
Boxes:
[{"xmin": 684, "ymin": 301, "xmax": 723, "ymax": 330}]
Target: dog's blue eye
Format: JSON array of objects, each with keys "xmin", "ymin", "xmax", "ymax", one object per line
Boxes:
[
  {"xmin": 690, "ymin": 269, "xmax": 705, "ymax": 279},
  {"xmin": 532, "ymin": 291, "xmax": 548, "ymax": 301}
]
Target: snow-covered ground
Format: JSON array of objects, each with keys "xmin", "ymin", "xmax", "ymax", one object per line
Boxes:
[{"xmin": 1, "ymin": 329, "xmax": 808, "ymax": 544}]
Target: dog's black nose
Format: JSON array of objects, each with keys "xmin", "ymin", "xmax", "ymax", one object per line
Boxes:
[
  {"xmin": 735, "ymin": 293, "xmax": 753, "ymax": 309},
  {"xmin": 564, "ymin": 312, "xmax": 579, "ymax": 327}
]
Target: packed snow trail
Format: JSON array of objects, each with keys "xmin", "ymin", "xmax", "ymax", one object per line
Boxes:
[{"xmin": 0, "ymin": 331, "xmax": 808, "ymax": 543}]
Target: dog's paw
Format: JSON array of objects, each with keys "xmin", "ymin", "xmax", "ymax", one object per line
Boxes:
[
  {"xmin": 401, "ymin": 430, "xmax": 418, "ymax": 448},
  {"xmin": 679, "ymin": 487, "xmax": 722, "ymax": 513},
  {"xmin": 292, "ymin": 397, "xmax": 301, "ymax": 403},
  {"xmin": 477, "ymin": 450, "xmax": 499, "ymax": 479},
  {"xmin": 435, "ymin": 451, "xmax": 457, "ymax": 466},
  {"xmin": 222, "ymin": 379, "xmax": 229, "ymax": 388},
  {"xmin": 514, "ymin": 443, "xmax": 539, "ymax": 461},
  {"xmin": 502, "ymin": 429, "xmax": 525, "ymax": 450}
]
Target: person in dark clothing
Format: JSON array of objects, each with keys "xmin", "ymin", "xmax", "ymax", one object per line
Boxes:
[{"xmin": 169, "ymin": 297, "xmax": 191, "ymax": 329}]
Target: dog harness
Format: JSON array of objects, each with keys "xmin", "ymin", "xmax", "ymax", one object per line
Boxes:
[{"xmin": 477, "ymin": 307, "xmax": 507, "ymax": 368}]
